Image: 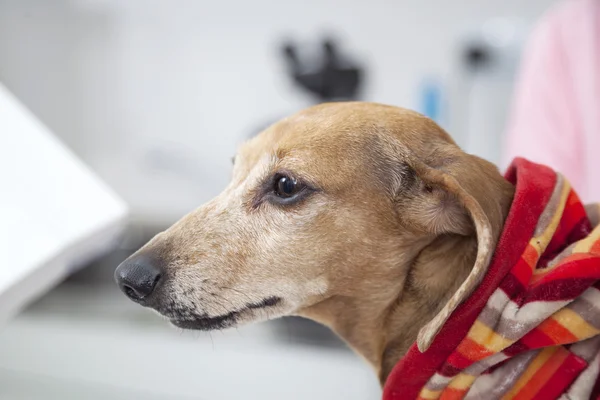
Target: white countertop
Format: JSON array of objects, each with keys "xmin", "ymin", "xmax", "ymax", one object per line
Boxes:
[{"xmin": 0, "ymin": 285, "xmax": 381, "ymax": 400}]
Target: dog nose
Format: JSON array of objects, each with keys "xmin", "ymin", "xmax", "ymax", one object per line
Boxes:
[{"xmin": 115, "ymin": 255, "xmax": 163, "ymax": 302}]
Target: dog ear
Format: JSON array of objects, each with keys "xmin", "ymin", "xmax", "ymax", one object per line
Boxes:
[{"xmin": 399, "ymin": 147, "xmax": 513, "ymax": 352}]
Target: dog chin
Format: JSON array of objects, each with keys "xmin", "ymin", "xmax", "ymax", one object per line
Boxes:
[
  {"xmin": 167, "ymin": 295, "xmax": 284, "ymax": 331},
  {"xmin": 170, "ymin": 314, "xmax": 238, "ymax": 331}
]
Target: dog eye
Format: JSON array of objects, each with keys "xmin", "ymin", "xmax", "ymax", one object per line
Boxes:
[{"xmin": 275, "ymin": 175, "xmax": 299, "ymax": 198}]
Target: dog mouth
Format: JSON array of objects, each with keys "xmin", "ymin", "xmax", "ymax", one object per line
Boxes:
[{"xmin": 169, "ymin": 296, "xmax": 282, "ymax": 331}]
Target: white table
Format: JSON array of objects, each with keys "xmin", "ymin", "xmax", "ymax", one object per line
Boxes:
[{"xmin": 0, "ymin": 83, "xmax": 128, "ymax": 326}]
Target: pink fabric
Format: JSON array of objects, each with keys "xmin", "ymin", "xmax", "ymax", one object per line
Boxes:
[{"xmin": 502, "ymin": 0, "xmax": 600, "ymax": 203}]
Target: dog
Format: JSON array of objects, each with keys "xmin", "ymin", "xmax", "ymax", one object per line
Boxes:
[{"xmin": 119, "ymin": 101, "xmax": 598, "ymax": 396}]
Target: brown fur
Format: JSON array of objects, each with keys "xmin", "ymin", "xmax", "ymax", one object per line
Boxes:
[{"xmin": 121, "ymin": 102, "xmax": 515, "ymax": 385}]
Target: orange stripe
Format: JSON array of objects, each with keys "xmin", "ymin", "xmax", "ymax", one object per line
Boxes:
[
  {"xmin": 502, "ymin": 347, "xmax": 557, "ymax": 400},
  {"xmin": 457, "ymin": 336, "xmax": 495, "ymax": 361},
  {"xmin": 566, "ymin": 190, "xmax": 579, "ymax": 207},
  {"xmin": 522, "ymin": 243, "xmax": 539, "ymax": 269},
  {"xmin": 552, "ymin": 308, "xmax": 600, "ymax": 341},
  {"xmin": 440, "ymin": 388, "xmax": 468, "ymax": 400},
  {"xmin": 537, "ymin": 317, "xmax": 579, "ymax": 344},
  {"xmin": 591, "ymin": 239, "xmax": 600, "ymax": 255},
  {"xmin": 511, "ymin": 346, "xmax": 568, "ymax": 400}
]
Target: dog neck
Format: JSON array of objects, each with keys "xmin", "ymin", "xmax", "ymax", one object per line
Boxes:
[
  {"xmin": 299, "ymin": 233, "xmax": 477, "ymax": 386},
  {"xmin": 377, "ymin": 234, "xmax": 477, "ymax": 381}
]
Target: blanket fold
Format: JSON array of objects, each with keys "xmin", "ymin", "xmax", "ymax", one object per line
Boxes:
[{"xmin": 383, "ymin": 158, "xmax": 600, "ymax": 400}]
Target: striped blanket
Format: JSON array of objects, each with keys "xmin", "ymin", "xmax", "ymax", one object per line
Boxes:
[{"xmin": 383, "ymin": 158, "xmax": 600, "ymax": 400}]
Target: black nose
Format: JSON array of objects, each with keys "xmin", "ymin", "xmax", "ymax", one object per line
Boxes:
[{"xmin": 115, "ymin": 254, "xmax": 163, "ymax": 302}]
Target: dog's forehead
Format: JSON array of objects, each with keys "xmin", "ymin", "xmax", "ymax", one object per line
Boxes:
[
  {"xmin": 237, "ymin": 102, "xmax": 453, "ymax": 176},
  {"xmin": 240, "ymin": 104, "xmax": 394, "ymax": 156}
]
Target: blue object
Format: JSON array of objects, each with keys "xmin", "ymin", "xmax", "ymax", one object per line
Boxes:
[{"xmin": 420, "ymin": 80, "xmax": 442, "ymax": 123}]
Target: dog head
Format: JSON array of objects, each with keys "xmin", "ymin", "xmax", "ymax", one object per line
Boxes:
[{"xmin": 115, "ymin": 102, "xmax": 512, "ymax": 361}]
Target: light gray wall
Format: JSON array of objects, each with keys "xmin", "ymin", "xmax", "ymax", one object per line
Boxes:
[{"xmin": 0, "ymin": 0, "xmax": 557, "ymax": 224}]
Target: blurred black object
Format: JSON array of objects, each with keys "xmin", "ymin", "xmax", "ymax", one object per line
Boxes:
[
  {"xmin": 463, "ymin": 42, "xmax": 492, "ymax": 71},
  {"xmin": 249, "ymin": 36, "xmax": 366, "ymax": 137},
  {"xmin": 282, "ymin": 38, "xmax": 364, "ymax": 102}
]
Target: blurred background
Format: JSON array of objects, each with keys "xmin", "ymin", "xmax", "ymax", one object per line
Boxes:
[{"xmin": 0, "ymin": 0, "xmax": 561, "ymax": 399}]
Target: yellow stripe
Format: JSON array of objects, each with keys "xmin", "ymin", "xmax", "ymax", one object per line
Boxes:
[
  {"xmin": 552, "ymin": 308, "xmax": 600, "ymax": 340},
  {"xmin": 502, "ymin": 347, "xmax": 558, "ymax": 400},
  {"xmin": 573, "ymin": 224, "xmax": 600, "ymax": 253},
  {"xmin": 534, "ymin": 200, "xmax": 600, "ymax": 278},
  {"xmin": 447, "ymin": 372, "xmax": 477, "ymax": 391},
  {"xmin": 530, "ymin": 180, "xmax": 571, "ymax": 255},
  {"xmin": 419, "ymin": 388, "xmax": 442, "ymax": 399},
  {"xmin": 468, "ymin": 320, "xmax": 514, "ymax": 352},
  {"xmin": 532, "ymin": 181, "xmax": 572, "ymax": 277}
]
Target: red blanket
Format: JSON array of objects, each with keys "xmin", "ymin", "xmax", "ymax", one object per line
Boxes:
[{"xmin": 383, "ymin": 158, "xmax": 600, "ymax": 400}]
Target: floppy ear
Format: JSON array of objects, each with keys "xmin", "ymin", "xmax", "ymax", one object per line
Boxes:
[{"xmin": 400, "ymin": 148, "xmax": 513, "ymax": 352}]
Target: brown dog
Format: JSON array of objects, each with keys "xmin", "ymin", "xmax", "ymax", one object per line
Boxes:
[{"xmin": 115, "ymin": 102, "xmax": 515, "ymax": 384}]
